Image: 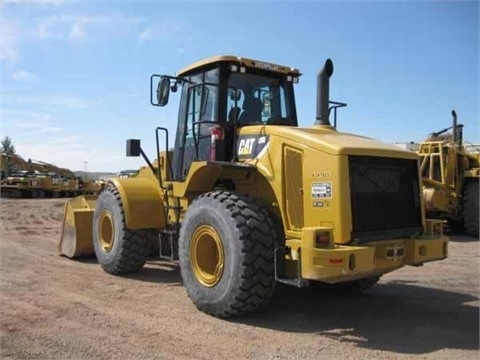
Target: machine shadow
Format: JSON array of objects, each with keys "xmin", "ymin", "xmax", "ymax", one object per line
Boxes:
[
  {"xmin": 72, "ymin": 251, "xmax": 478, "ymax": 355},
  {"xmin": 235, "ymin": 281, "xmax": 479, "ymax": 355},
  {"xmin": 126, "ymin": 259, "xmax": 182, "ymax": 285},
  {"xmin": 449, "ymin": 234, "xmax": 479, "ymax": 243},
  {"xmin": 73, "ymin": 257, "xmax": 182, "ymax": 285}
]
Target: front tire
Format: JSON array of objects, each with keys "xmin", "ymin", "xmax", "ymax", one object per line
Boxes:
[
  {"xmin": 179, "ymin": 191, "xmax": 277, "ymax": 318},
  {"xmin": 463, "ymin": 179, "xmax": 479, "ymax": 237},
  {"xmin": 92, "ymin": 187, "xmax": 148, "ymax": 274}
]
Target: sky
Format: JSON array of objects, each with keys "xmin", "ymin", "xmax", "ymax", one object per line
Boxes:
[{"xmin": 1, "ymin": 0, "xmax": 479, "ymax": 172}]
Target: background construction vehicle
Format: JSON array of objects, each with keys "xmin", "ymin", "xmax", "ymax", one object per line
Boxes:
[
  {"xmin": 1, "ymin": 152, "xmax": 28, "ymax": 180},
  {"xmin": 0, "ymin": 155, "xmax": 100, "ymax": 198},
  {"xmin": 117, "ymin": 169, "xmax": 139, "ymax": 178},
  {"xmin": 59, "ymin": 55, "xmax": 448, "ymax": 318},
  {"xmin": 418, "ymin": 111, "xmax": 479, "ymax": 236}
]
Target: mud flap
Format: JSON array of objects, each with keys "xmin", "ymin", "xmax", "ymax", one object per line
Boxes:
[{"xmin": 59, "ymin": 195, "xmax": 97, "ymax": 258}]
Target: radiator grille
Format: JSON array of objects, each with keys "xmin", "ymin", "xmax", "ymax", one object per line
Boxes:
[{"xmin": 349, "ymin": 156, "xmax": 422, "ymax": 242}]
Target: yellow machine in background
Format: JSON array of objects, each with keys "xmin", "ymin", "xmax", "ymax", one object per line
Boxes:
[
  {"xmin": 59, "ymin": 55, "xmax": 448, "ymax": 318},
  {"xmin": 1, "ymin": 152, "xmax": 27, "ymax": 180},
  {"xmin": 117, "ymin": 169, "xmax": 139, "ymax": 178},
  {"xmin": 0, "ymin": 155, "xmax": 101, "ymax": 198},
  {"xmin": 418, "ymin": 111, "xmax": 479, "ymax": 236}
]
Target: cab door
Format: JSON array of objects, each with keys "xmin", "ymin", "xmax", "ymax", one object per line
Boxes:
[{"xmin": 171, "ymin": 70, "xmax": 219, "ymax": 181}]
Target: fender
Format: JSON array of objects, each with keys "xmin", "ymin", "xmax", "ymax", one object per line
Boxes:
[
  {"xmin": 172, "ymin": 161, "xmax": 256, "ymax": 197},
  {"xmin": 110, "ymin": 177, "xmax": 165, "ymax": 230}
]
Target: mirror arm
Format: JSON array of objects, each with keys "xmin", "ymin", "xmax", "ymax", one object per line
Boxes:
[{"xmin": 139, "ymin": 148, "xmax": 156, "ymax": 176}]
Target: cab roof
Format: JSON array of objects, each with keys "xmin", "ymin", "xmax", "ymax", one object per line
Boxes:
[{"xmin": 177, "ymin": 55, "xmax": 301, "ymax": 77}]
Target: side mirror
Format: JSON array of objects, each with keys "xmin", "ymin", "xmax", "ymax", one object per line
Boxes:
[
  {"xmin": 126, "ymin": 139, "xmax": 141, "ymax": 157},
  {"xmin": 150, "ymin": 75, "xmax": 170, "ymax": 107},
  {"xmin": 157, "ymin": 77, "xmax": 170, "ymax": 106}
]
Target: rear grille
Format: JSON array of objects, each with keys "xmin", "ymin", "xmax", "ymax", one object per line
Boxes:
[
  {"xmin": 349, "ymin": 156, "xmax": 422, "ymax": 242},
  {"xmin": 283, "ymin": 147, "xmax": 304, "ymax": 229}
]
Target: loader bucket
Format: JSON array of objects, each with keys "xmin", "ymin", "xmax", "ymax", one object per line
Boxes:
[{"xmin": 59, "ymin": 195, "xmax": 98, "ymax": 258}]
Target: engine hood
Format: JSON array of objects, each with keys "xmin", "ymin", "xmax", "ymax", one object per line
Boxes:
[{"xmin": 239, "ymin": 125, "xmax": 418, "ymax": 160}]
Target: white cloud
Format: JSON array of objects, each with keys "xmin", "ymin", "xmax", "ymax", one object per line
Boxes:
[
  {"xmin": 138, "ymin": 22, "xmax": 194, "ymax": 54},
  {"xmin": 137, "ymin": 21, "xmax": 186, "ymax": 44},
  {"xmin": 16, "ymin": 121, "xmax": 62, "ymax": 133},
  {"xmin": 17, "ymin": 140, "xmax": 88, "ymax": 169},
  {"xmin": 12, "ymin": 70, "xmax": 40, "ymax": 81},
  {"xmin": 0, "ymin": 20, "xmax": 18, "ymax": 63},
  {"xmin": 1, "ymin": 109, "xmax": 52, "ymax": 122},
  {"xmin": 68, "ymin": 22, "xmax": 85, "ymax": 40},
  {"xmin": 0, "ymin": 5, "xmax": 77, "ymax": 64},
  {"xmin": 1, "ymin": 107, "xmax": 144, "ymax": 172},
  {"xmin": 138, "ymin": 28, "xmax": 154, "ymax": 43},
  {"xmin": 35, "ymin": 14, "xmax": 144, "ymax": 41},
  {"xmin": 176, "ymin": 35, "xmax": 195, "ymax": 53},
  {"xmin": 3, "ymin": 0, "xmax": 67, "ymax": 5},
  {"xmin": 4, "ymin": 95, "xmax": 90, "ymax": 110},
  {"xmin": 1, "ymin": 110, "xmax": 62, "ymax": 133},
  {"xmin": 17, "ymin": 140, "xmax": 144, "ymax": 173},
  {"xmin": 37, "ymin": 15, "xmax": 97, "ymax": 40}
]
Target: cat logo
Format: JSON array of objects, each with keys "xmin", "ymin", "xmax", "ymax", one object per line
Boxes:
[
  {"xmin": 238, "ymin": 138, "xmax": 256, "ymax": 156},
  {"xmin": 236, "ymin": 134, "xmax": 269, "ymax": 159}
]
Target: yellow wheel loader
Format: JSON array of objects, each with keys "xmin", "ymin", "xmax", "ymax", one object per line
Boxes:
[
  {"xmin": 418, "ymin": 111, "xmax": 479, "ymax": 236},
  {"xmin": 59, "ymin": 56, "xmax": 448, "ymax": 318}
]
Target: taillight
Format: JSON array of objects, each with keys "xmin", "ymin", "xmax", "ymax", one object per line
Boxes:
[
  {"xmin": 433, "ymin": 222, "xmax": 443, "ymax": 235},
  {"xmin": 315, "ymin": 231, "xmax": 331, "ymax": 248},
  {"xmin": 425, "ymin": 219, "xmax": 446, "ymax": 237},
  {"xmin": 210, "ymin": 126, "xmax": 224, "ymax": 161}
]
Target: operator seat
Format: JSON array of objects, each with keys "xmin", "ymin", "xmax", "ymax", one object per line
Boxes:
[{"xmin": 238, "ymin": 97, "xmax": 263, "ymax": 124}]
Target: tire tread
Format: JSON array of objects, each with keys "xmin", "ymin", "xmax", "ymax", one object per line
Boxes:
[
  {"xmin": 95, "ymin": 187, "xmax": 147, "ymax": 275},
  {"xmin": 180, "ymin": 190, "xmax": 277, "ymax": 318},
  {"xmin": 463, "ymin": 179, "xmax": 479, "ymax": 237}
]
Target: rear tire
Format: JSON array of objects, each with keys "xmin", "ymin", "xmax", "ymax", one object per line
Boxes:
[
  {"xmin": 92, "ymin": 187, "xmax": 148, "ymax": 274},
  {"xmin": 463, "ymin": 179, "xmax": 479, "ymax": 236},
  {"xmin": 179, "ymin": 191, "xmax": 277, "ymax": 318}
]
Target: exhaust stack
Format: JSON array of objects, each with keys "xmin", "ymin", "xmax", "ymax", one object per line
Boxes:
[
  {"xmin": 451, "ymin": 109, "xmax": 464, "ymax": 146},
  {"xmin": 451, "ymin": 110, "xmax": 458, "ymax": 143},
  {"xmin": 315, "ymin": 59, "xmax": 334, "ymax": 126}
]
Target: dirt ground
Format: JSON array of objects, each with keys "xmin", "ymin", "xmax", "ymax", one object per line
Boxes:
[{"xmin": 0, "ymin": 198, "xmax": 478, "ymax": 360}]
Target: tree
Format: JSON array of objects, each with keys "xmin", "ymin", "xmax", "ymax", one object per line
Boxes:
[{"xmin": 1, "ymin": 136, "xmax": 16, "ymax": 154}]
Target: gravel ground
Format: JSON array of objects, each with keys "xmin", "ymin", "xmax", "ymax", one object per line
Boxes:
[{"xmin": 0, "ymin": 198, "xmax": 478, "ymax": 359}]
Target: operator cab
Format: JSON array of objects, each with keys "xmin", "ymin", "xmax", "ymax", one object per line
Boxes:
[{"xmin": 151, "ymin": 56, "xmax": 300, "ymax": 181}]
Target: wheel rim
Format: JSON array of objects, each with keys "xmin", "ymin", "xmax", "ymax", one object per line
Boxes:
[
  {"xmin": 190, "ymin": 225, "xmax": 224, "ymax": 287},
  {"xmin": 99, "ymin": 210, "xmax": 114, "ymax": 252}
]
